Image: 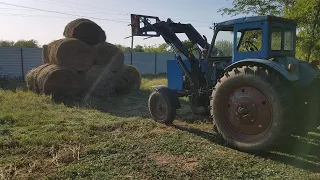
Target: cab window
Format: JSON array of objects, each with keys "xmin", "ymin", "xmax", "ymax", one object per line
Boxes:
[
  {"xmin": 284, "ymin": 30, "xmax": 294, "ymax": 51},
  {"xmin": 271, "ymin": 28, "xmax": 282, "ymax": 51},
  {"xmin": 237, "ymin": 29, "xmax": 263, "ymax": 52}
]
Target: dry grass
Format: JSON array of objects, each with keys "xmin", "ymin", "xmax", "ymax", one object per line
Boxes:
[{"xmin": 0, "ymin": 74, "xmax": 319, "ymax": 179}]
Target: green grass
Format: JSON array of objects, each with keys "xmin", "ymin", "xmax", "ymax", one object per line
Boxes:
[{"xmin": 0, "ymin": 75, "xmax": 319, "ymax": 180}]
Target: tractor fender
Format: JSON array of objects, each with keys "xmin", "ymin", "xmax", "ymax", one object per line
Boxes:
[
  {"xmin": 151, "ymin": 85, "xmax": 181, "ymax": 109},
  {"xmin": 224, "ymin": 59, "xmax": 299, "ymax": 82}
]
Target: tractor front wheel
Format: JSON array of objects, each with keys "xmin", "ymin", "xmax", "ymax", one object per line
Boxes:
[
  {"xmin": 148, "ymin": 91, "xmax": 176, "ymax": 125},
  {"xmin": 211, "ymin": 66, "xmax": 292, "ymax": 152}
]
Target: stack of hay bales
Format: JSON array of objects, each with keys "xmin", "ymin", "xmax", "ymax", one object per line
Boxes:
[{"xmin": 26, "ymin": 18, "xmax": 141, "ymax": 99}]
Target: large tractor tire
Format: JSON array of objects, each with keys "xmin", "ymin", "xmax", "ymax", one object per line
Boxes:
[{"xmin": 211, "ymin": 66, "xmax": 293, "ymax": 152}]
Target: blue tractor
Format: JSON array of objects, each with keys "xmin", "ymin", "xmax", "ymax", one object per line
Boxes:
[{"xmin": 129, "ymin": 14, "xmax": 320, "ymax": 152}]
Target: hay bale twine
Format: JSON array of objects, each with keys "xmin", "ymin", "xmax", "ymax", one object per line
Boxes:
[
  {"xmin": 63, "ymin": 18, "xmax": 106, "ymax": 46},
  {"xmin": 42, "ymin": 45, "xmax": 49, "ymax": 64},
  {"xmin": 114, "ymin": 64, "xmax": 141, "ymax": 94},
  {"xmin": 47, "ymin": 38, "xmax": 95, "ymax": 72},
  {"xmin": 36, "ymin": 64, "xmax": 83, "ymax": 98},
  {"xmin": 94, "ymin": 42, "xmax": 124, "ymax": 73},
  {"xmin": 84, "ymin": 65, "xmax": 116, "ymax": 97}
]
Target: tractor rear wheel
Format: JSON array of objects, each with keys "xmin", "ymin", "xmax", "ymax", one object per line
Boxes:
[
  {"xmin": 211, "ymin": 66, "xmax": 292, "ymax": 152},
  {"xmin": 148, "ymin": 91, "xmax": 176, "ymax": 125}
]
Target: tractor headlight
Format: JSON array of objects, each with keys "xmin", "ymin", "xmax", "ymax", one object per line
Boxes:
[{"xmin": 288, "ymin": 63, "xmax": 297, "ymax": 71}]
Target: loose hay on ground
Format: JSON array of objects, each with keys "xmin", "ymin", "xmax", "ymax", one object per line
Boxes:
[
  {"xmin": 47, "ymin": 38, "xmax": 95, "ymax": 72},
  {"xmin": 85, "ymin": 65, "xmax": 116, "ymax": 97},
  {"xmin": 36, "ymin": 64, "xmax": 83, "ymax": 97},
  {"xmin": 114, "ymin": 64, "xmax": 141, "ymax": 94},
  {"xmin": 94, "ymin": 42, "xmax": 124, "ymax": 73},
  {"xmin": 63, "ymin": 18, "xmax": 106, "ymax": 46}
]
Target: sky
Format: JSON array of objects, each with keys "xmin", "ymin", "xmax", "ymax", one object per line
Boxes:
[{"xmin": 0, "ymin": 0, "xmax": 244, "ymax": 47}]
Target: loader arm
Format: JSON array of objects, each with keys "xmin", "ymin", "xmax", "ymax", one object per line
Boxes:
[
  {"xmin": 129, "ymin": 14, "xmax": 209, "ymax": 109},
  {"xmin": 130, "ymin": 14, "xmax": 209, "ymax": 60}
]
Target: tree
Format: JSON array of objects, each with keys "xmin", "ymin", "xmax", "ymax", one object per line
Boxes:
[
  {"xmin": 115, "ymin": 44, "xmax": 131, "ymax": 51},
  {"xmin": 0, "ymin": 40, "xmax": 14, "ymax": 47},
  {"xmin": 219, "ymin": 0, "xmax": 320, "ymax": 61},
  {"xmin": 143, "ymin": 43, "xmax": 172, "ymax": 53},
  {"xmin": 142, "ymin": 40, "xmax": 198, "ymax": 53},
  {"xmin": 13, "ymin": 39, "xmax": 39, "ymax": 48},
  {"xmin": 284, "ymin": 0, "xmax": 320, "ymax": 61},
  {"xmin": 181, "ymin": 40, "xmax": 194, "ymax": 51},
  {"xmin": 218, "ymin": 0, "xmax": 296, "ymax": 16},
  {"xmin": 215, "ymin": 40, "xmax": 233, "ymax": 56},
  {"xmin": 170, "ymin": 40, "xmax": 200, "ymax": 55},
  {"xmin": 0, "ymin": 39, "xmax": 39, "ymax": 48},
  {"xmin": 115, "ymin": 43, "xmax": 172, "ymax": 53},
  {"xmin": 115, "ymin": 44, "xmax": 146, "ymax": 52},
  {"xmin": 133, "ymin": 45, "xmax": 144, "ymax": 52}
]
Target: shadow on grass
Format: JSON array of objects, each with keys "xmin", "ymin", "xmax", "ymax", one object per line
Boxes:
[
  {"xmin": 256, "ymin": 133, "xmax": 320, "ymax": 173},
  {"xmin": 172, "ymin": 121, "xmax": 320, "ymax": 173},
  {"xmin": 0, "ymin": 80, "xmax": 26, "ymax": 91},
  {"xmin": 170, "ymin": 123, "xmax": 224, "ymax": 144},
  {"xmin": 48, "ymin": 73, "xmax": 205, "ymax": 122},
  {"xmin": 48, "ymin": 89, "xmax": 151, "ymax": 117},
  {"xmin": 60, "ymin": 89, "xmax": 211, "ymax": 124},
  {"xmin": 59, "ymin": 89, "xmax": 203, "ymax": 122}
]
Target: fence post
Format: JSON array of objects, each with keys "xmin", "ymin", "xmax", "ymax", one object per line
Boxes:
[
  {"xmin": 20, "ymin": 48, "xmax": 25, "ymax": 81},
  {"xmin": 130, "ymin": 36, "xmax": 133, "ymax": 65},
  {"xmin": 154, "ymin": 53, "xmax": 157, "ymax": 75}
]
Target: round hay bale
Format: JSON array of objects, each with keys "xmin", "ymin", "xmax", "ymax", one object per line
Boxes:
[
  {"xmin": 47, "ymin": 38, "xmax": 95, "ymax": 72},
  {"xmin": 84, "ymin": 65, "xmax": 116, "ymax": 97},
  {"xmin": 42, "ymin": 45, "xmax": 49, "ymax": 64},
  {"xmin": 94, "ymin": 42, "xmax": 124, "ymax": 73},
  {"xmin": 26, "ymin": 64, "xmax": 51, "ymax": 94},
  {"xmin": 26, "ymin": 68, "xmax": 37, "ymax": 92},
  {"xmin": 114, "ymin": 64, "xmax": 141, "ymax": 94},
  {"xmin": 63, "ymin": 18, "xmax": 106, "ymax": 46},
  {"xmin": 36, "ymin": 64, "xmax": 83, "ymax": 98}
]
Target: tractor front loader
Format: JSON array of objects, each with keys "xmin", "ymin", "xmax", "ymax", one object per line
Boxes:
[{"xmin": 129, "ymin": 14, "xmax": 320, "ymax": 153}]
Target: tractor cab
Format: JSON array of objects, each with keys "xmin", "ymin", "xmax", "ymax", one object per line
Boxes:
[
  {"xmin": 206, "ymin": 15, "xmax": 297, "ymax": 63},
  {"xmin": 204, "ymin": 15, "xmax": 299, "ymax": 89}
]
